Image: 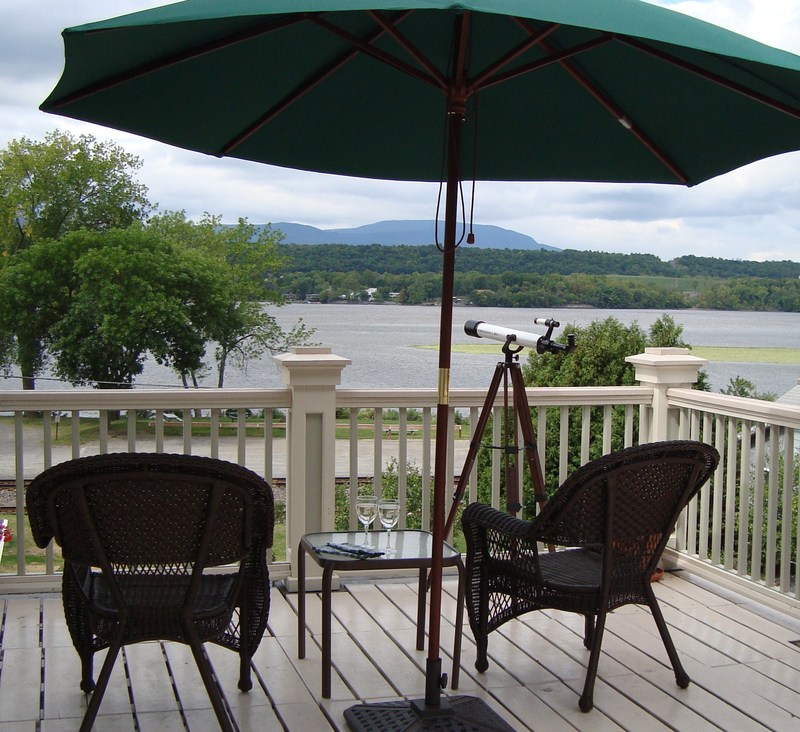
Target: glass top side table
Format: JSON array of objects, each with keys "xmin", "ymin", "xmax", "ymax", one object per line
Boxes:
[{"xmin": 297, "ymin": 529, "xmax": 464, "ymax": 698}]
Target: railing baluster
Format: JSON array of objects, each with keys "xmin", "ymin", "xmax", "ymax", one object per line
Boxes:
[
  {"xmin": 559, "ymin": 406, "xmax": 569, "ymax": 485},
  {"xmin": 155, "ymin": 410, "xmax": 165, "ymax": 452},
  {"xmin": 127, "ymin": 409, "xmax": 136, "ymax": 452},
  {"xmin": 398, "ymin": 408, "xmax": 408, "ymax": 530},
  {"xmin": 70, "ymin": 411, "xmax": 80, "ymax": 458},
  {"xmin": 737, "ymin": 420, "xmax": 752, "ymax": 576},
  {"xmin": 580, "ymin": 406, "xmax": 590, "ymax": 463},
  {"xmin": 724, "ymin": 418, "xmax": 738, "ymax": 571},
  {"xmin": 492, "ymin": 406, "xmax": 502, "ymax": 511},
  {"xmin": 751, "ymin": 424, "xmax": 766, "ymax": 583},
  {"xmin": 422, "ymin": 407, "xmax": 432, "ymax": 530},
  {"xmin": 264, "ymin": 407, "xmax": 274, "ymax": 486},
  {"xmin": 373, "ymin": 408, "xmax": 383, "ymax": 498},
  {"xmin": 765, "ymin": 433, "xmax": 780, "ymax": 587},
  {"xmin": 780, "ymin": 433, "xmax": 793, "ymax": 593},
  {"xmin": 210, "ymin": 408, "xmax": 220, "ymax": 458},
  {"xmin": 183, "ymin": 409, "xmax": 192, "ymax": 455},
  {"xmin": 349, "ymin": 408, "xmax": 359, "ymax": 531},
  {"xmin": 602, "ymin": 404, "xmax": 612, "ymax": 454},
  {"xmin": 14, "ymin": 412, "xmax": 25, "ymax": 576},
  {"xmin": 237, "ymin": 409, "xmax": 246, "ymax": 465}
]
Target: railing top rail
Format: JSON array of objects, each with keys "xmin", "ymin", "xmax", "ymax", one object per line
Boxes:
[
  {"xmin": 336, "ymin": 386, "xmax": 653, "ymax": 409},
  {"xmin": 668, "ymin": 386, "xmax": 800, "ymax": 427},
  {"xmin": 0, "ymin": 388, "xmax": 292, "ymax": 411}
]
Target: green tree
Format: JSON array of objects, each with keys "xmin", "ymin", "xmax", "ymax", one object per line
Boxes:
[
  {"xmin": 721, "ymin": 376, "xmax": 776, "ymax": 401},
  {"xmin": 0, "ymin": 130, "xmax": 150, "ymax": 256},
  {"xmin": 0, "ymin": 233, "xmax": 93, "ymax": 388},
  {"xmin": 43, "ymin": 228, "xmax": 226, "ymax": 388},
  {"xmin": 147, "ymin": 212, "xmax": 316, "ymax": 386}
]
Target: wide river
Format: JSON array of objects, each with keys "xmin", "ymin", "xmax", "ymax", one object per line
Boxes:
[{"xmin": 2, "ymin": 305, "xmax": 799, "ymax": 397}]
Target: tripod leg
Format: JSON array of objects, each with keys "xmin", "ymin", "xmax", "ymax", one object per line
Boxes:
[
  {"xmin": 443, "ymin": 362, "xmax": 505, "ymax": 537},
  {"xmin": 509, "ymin": 364, "xmax": 548, "ymax": 513}
]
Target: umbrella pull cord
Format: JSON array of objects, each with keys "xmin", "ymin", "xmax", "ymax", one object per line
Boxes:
[
  {"xmin": 466, "ymin": 92, "xmax": 479, "ymax": 245},
  {"xmin": 434, "ymin": 178, "xmax": 468, "ymax": 250},
  {"xmin": 434, "ymin": 111, "xmax": 470, "ymax": 251}
]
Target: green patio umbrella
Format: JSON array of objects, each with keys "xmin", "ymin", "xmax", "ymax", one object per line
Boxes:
[{"xmin": 41, "ymin": 1, "xmax": 800, "ymax": 728}]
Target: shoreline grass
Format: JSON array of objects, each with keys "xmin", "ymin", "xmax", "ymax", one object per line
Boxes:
[{"xmin": 419, "ymin": 343, "xmax": 800, "ymax": 364}]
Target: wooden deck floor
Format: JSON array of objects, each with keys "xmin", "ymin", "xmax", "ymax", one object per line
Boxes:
[{"xmin": 2, "ymin": 570, "xmax": 800, "ymax": 731}]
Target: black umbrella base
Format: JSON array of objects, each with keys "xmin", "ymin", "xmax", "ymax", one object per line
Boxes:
[{"xmin": 344, "ymin": 696, "xmax": 516, "ymax": 731}]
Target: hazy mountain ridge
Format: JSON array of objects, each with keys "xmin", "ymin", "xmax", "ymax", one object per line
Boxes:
[{"xmin": 269, "ymin": 220, "xmax": 558, "ymax": 250}]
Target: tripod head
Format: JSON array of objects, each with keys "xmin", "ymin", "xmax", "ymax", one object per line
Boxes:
[{"xmin": 532, "ymin": 318, "xmax": 577, "ymax": 355}]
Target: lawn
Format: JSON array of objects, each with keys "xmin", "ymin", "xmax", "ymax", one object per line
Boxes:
[{"xmin": 431, "ymin": 343, "xmax": 800, "ymax": 364}]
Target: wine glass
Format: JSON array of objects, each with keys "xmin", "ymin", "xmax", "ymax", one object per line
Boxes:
[
  {"xmin": 378, "ymin": 498, "xmax": 400, "ymax": 551},
  {"xmin": 355, "ymin": 496, "xmax": 378, "ymax": 542}
]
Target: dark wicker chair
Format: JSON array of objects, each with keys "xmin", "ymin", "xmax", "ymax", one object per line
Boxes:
[
  {"xmin": 26, "ymin": 452, "xmax": 274, "ymax": 732},
  {"xmin": 461, "ymin": 440, "xmax": 718, "ymax": 712}
]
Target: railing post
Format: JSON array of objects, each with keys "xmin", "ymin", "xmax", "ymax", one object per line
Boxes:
[
  {"xmin": 273, "ymin": 347, "xmax": 351, "ymax": 588},
  {"xmin": 625, "ymin": 348, "xmax": 707, "ymax": 442}
]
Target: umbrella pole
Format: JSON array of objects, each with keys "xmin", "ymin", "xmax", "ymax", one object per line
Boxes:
[
  {"xmin": 423, "ymin": 98, "xmax": 461, "ymax": 709},
  {"xmin": 344, "ymin": 102, "xmax": 514, "ymax": 730}
]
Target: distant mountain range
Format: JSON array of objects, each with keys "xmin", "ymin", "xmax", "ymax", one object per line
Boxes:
[{"xmin": 270, "ymin": 220, "xmax": 559, "ymax": 250}]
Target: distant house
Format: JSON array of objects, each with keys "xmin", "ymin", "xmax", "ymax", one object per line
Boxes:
[{"xmin": 777, "ymin": 379, "xmax": 800, "ymax": 409}]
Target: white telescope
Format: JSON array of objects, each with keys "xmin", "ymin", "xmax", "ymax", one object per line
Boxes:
[{"xmin": 464, "ymin": 319, "xmax": 547, "ymax": 350}]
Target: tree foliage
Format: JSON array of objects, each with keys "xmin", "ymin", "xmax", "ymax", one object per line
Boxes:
[
  {"xmin": 147, "ymin": 212, "xmax": 315, "ymax": 386},
  {"xmin": 0, "ymin": 130, "xmax": 150, "ymax": 256},
  {"xmin": 0, "ymin": 217, "xmax": 315, "ymax": 389}
]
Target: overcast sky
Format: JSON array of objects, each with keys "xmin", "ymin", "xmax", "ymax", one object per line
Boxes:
[{"xmin": 2, "ymin": 1, "xmax": 800, "ymax": 262}]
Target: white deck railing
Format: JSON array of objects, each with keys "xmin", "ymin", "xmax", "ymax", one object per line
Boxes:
[{"xmin": 1, "ymin": 346, "xmax": 798, "ymax": 615}]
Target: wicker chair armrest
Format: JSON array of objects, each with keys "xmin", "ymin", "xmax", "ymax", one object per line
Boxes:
[{"xmin": 462, "ymin": 502, "xmax": 532, "ymax": 541}]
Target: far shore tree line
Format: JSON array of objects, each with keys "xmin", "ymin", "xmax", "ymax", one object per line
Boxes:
[
  {"xmin": 0, "ymin": 130, "xmax": 313, "ymax": 390},
  {"xmin": 276, "ymin": 244, "xmax": 800, "ymax": 311}
]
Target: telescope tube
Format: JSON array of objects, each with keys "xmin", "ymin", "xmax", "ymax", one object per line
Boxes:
[{"xmin": 464, "ymin": 320, "xmax": 545, "ymax": 350}]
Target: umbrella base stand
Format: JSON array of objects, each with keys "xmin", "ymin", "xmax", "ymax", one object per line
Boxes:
[{"xmin": 344, "ymin": 695, "xmax": 515, "ymax": 731}]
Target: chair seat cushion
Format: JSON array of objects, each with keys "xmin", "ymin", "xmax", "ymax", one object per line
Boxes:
[{"xmin": 86, "ymin": 570, "xmax": 240, "ymax": 642}]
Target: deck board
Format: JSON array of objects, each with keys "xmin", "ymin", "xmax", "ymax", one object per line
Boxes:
[{"xmin": 2, "ymin": 571, "xmax": 800, "ymax": 730}]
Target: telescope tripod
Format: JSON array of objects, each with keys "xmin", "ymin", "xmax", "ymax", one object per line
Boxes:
[
  {"xmin": 443, "ymin": 339, "xmax": 548, "ymax": 538},
  {"xmin": 444, "ymin": 318, "xmax": 575, "ymax": 536}
]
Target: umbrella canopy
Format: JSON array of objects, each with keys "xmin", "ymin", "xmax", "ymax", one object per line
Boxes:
[
  {"xmin": 42, "ymin": 0, "xmax": 800, "ymax": 186},
  {"xmin": 41, "ymin": 0, "xmax": 800, "ymax": 723}
]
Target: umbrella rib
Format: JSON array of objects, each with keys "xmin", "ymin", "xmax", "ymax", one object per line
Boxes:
[
  {"xmin": 475, "ymin": 36, "xmax": 612, "ymax": 92},
  {"xmin": 44, "ymin": 15, "xmax": 306, "ymax": 109},
  {"xmin": 469, "ymin": 20, "xmax": 560, "ymax": 90},
  {"xmin": 221, "ymin": 14, "xmax": 412, "ymax": 156},
  {"xmin": 617, "ymin": 35, "xmax": 800, "ymax": 121},
  {"xmin": 310, "ymin": 14, "xmax": 445, "ymax": 91},
  {"xmin": 366, "ymin": 10, "xmax": 447, "ymax": 89},
  {"xmin": 537, "ymin": 36, "xmax": 690, "ymax": 184}
]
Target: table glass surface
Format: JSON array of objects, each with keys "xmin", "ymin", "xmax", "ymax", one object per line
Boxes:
[{"xmin": 301, "ymin": 529, "xmax": 459, "ymax": 562}]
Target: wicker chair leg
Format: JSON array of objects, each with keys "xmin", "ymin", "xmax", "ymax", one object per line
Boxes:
[
  {"xmin": 475, "ymin": 634, "xmax": 489, "ymax": 673},
  {"xmin": 187, "ymin": 638, "xmax": 235, "ymax": 732},
  {"xmin": 238, "ymin": 652, "xmax": 253, "ymax": 692},
  {"xmin": 648, "ymin": 594, "xmax": 690, "ymax": 688},
  {"xmin": 579, "ymin": 611, "xmax": 607, "ymax": 713},
  {"xmin": 79, "ymin": 640, "xmax": 121, "ymax": 732},
  {"xmin": 583, "ymin": 614, "xmax": 595, "ymax": 650},
  {"xmin": 79, "ymin": 650, "xmax": 95, "ymax": 693}
]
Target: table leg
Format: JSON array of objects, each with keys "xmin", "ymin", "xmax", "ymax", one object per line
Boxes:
[
  {"xmin": 416, "ymin": 568, "xmax": 427, "ymax": 651},
  {"xmin": 451, "ymin": 559, "xmax": 465, "ymax": 690},
  {"xmin": 297, "ymin": 543, "xmax": 306, "ymax": 659},
  {"xmin": 322, "ymin": 563, "xmax": 334, "ymax": 698}
]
